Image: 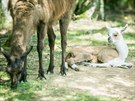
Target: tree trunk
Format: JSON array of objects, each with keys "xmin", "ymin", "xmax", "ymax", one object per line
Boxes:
[
  {"xmin": 1, "ymin": 0, "xmax": 12, "ymax": 22},
  {"xmin": 85, "ymin": 1, "xmax": 97, "ymax": 20},
  {"xmin": 99, "ymin": 0, "xmax": 105, "ymax": 20},
  {"xmin": 74, "ymin": 0, "xmax": 93, "ymax": 15}
]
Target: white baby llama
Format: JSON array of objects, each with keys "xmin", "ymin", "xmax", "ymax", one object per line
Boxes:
[{"xmin": 66, "ymin": 24, "xmax": 133, "ymax": 70}]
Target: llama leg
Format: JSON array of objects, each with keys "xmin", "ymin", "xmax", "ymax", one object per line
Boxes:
[
  {"xmin": 59, "ymin": 15, "xmax": 70, "ymax": 75},
  {"xmin": 47, "ymin": 26, "xmax": 56, "ymax": 74},
  {"xmin": 120, "ymin": 63, "xmax": 133, "ymax": 68},
  {"xmin": 19, "ymin": 46, "xmax": 33, "ymax": 82},
  {"xmin": 19, "ymin": 56, "xmax": 27, "ymax": 82},
  {"xmin": 37, "ymin": 22, "xmax": 46, "ymax": 79},
  {"xmin": 66, "ymin": 57, "xmax": 80, "ymax": 71}
]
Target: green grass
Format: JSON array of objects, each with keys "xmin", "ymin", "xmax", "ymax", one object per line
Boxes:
[
  {"xmin": 0, "ymin": 19, "xmax": 135, "ymax": 101},
  {"xmin": 0, "ymin": 4, "xmax": 5, "ymax": 29},
  {"xmin": 0, "ymin": 80, "xmax": 46, "ymax": 101},
  {"xmin": 124, "ymin": 33, "xmax": 135, "ymax": 40},
  {"xmin": 66, "ymin": 92, "xmax": 121, "ymax": 101}
]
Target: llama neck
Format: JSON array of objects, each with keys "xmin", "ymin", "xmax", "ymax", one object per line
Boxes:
[
  {"xmin": 114, "ymin": 39, "xmax": 128, "ymax": 61},
  {"xmin": 10, "ymin": 32, "xmax": 29, "ymax": 58}
]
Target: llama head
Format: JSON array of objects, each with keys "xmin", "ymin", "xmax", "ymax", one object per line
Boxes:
[
  {"xmin": 1, "ymin": 46, "xmax": 33, "ymax": 89},
  {"xmin": 106, "ymin": 24, "xmax": 128, "ymax": 43}
]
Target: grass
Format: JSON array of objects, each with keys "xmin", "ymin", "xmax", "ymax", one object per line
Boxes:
[
  {"xmin": 66, "ymin": 92, "xmax": 121, "ymax": 101},
  {"xmin": 0, "ymin": 82, "xmax": 121, "ymax": 101},
  {"xmin": 124, "ymin": 33, "xmax": 135, "ymax": 40},
  {"xmin": 0, "ymin": 81, "xmax": 43, "ymax": 101},
  {"xmin": 0, "ymin": 4, "xmax": 6, "ymax": 30},
  {"xmin": 0, "ymin": 15, "xmax": 135, "ymax": 101}
]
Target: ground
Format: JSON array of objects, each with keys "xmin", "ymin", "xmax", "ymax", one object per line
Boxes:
[
  {"xmin": 0, "ymin": 17, "xmax": 135, "ymax": 101},
  {"xmin": 46, "ymin": 65, "xmax": 135, "ymax": 101}
]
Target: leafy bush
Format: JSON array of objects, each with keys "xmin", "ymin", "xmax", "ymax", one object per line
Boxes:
[{"xmin": 0, "ymin": 3, "xmax": 5, "ymax": 29}]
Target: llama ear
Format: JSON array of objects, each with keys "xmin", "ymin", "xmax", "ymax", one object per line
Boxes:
[
  {"xmin": 121, "ymin": 24, "xmax": 128, "ymax": 33},
  {"xmin": 21, "ymin": 46, "xmax": 33, "ymax": 60},
  {"xmin": 25, "ymin": 46, "xmax": 33, "ymax": 55},
  {"xmin": 0, "ymin": 48, "xmax": 10, "ymax": 62}
]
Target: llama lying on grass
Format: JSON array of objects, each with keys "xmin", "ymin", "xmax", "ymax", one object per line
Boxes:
[{"xmin": 66, "ymin": 24, "xmax": 133, "ymax": 71}]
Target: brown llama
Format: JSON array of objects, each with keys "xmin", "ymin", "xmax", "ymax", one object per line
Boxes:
[{"xmin": 1, "ymin": 0, "xmax": 76, "ymax": 88}]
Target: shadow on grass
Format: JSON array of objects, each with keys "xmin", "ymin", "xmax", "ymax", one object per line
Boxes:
[
  {"xmin": 65, "ymin": 92, "xmax": 121, "ymax": 101},
  {"xmin": 0, "ymin": 80, "xmax": 44, "ymax": 101},
  {"xmin": 0, "ymin": 83, "xmax": 33, "ymax": 101}
]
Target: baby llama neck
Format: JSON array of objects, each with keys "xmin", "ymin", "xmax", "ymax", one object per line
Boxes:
[{"xmin": 114, "ymin": 38, "xmax": 128, "ymax": 62}]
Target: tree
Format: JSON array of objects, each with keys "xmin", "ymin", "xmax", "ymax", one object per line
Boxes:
[
  {"xmin": 74, "ymin": 0, "xmax": 135, "ymax": 20},
  {"xmin": 74, "ymin": 0, "xmax": 105, "ymax": 20},
  {"xmin": 1, "ymin": 0, "xmax": 12, "ymax": 23},
  {"xmin": 74, "ymin": 0, "xmax": 94, "ymax": 15}
]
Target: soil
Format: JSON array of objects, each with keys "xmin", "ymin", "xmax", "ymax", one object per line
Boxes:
[{"xmin": 48, "ymin": 65, "xmax": 135, "ymax": 101}]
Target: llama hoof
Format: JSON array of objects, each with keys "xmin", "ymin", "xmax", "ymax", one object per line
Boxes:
[
  {"xmin": 47, "ymin": 69, "xmax": 54, "ymax": 74},
  {"xmin": 70, "ymin": 64, "xmax": 79, "ymax": 71},
  {"xmin": 71, "ymin": 64, "xmax": 78, "ymax": 68},
  {"xmin": 74, "ymin": 68, "xmax": 80, "ymax": 71},
  {"xmin": 120, "ymin": 64, "xmax": 133, "ymax": 69},
  {"xmin": 127, "ymin": 65, "xmax": 133, "ymax": 68},
  {"xmin": 125, "ymin": 63, "xmax": 133, "ymax": 68},
  {"xmin": 38, "ymin": 70, "xmax": 46, "ymax": 80},
  {"xmin": 122, "ymin": 65, "xmax": 128, "ymax": 68},
  {"xmin": 19, "ymin": 78, "xmax": 27, "ymax": 83},
  {"xmin": 19, "ymin": 73, "xmax": 27, "ymax": 82},
  {"xmin": 60, "ymin": 65, "xmax": 67, "ymax": 76},
  {"xmin": 60, "ymin": 69, "xmax": 67, "ymax": 76},
  {"xmin": 47, "ymin": 65, "xmax": 54, "ymax": 74},
  {"xmin": 47, "ymin": 70, "xmax": 54, "ymax": 74},
  {"xmin": 37, "ymin": 74, "xmax": 46, "ymax": 80},
  {"xmin": 60, "ymin": 71, "xmax": 67, "ymax": 76}
]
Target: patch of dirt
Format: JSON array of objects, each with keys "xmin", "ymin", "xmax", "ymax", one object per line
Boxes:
[{"xmin": 49, "ymin": 65, "xmax": 135, "ymax": 101}]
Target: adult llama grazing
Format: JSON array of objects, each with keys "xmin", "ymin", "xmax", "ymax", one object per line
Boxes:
[{"xmin": 1, "ymin": 0, "xmax": 76, "ymax": 88}]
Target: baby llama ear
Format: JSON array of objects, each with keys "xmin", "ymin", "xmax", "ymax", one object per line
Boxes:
[{"xmin": 121, "ymin": 24, "xmax": 128, "ymax": 33}]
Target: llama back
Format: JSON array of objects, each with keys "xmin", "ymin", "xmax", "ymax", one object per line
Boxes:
[
  {"xmin": 97, "ymin": 47, "xmax": 118, "ymax": 63},
  {"xmin": 66, "ymin": 46, "xmax": 119, "ymax": 66},
  {"xmin": 8, "ymin": 0, "xmax": 76, "ymax": 24}
]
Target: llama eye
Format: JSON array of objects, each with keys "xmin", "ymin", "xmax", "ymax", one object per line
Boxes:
[{"xmin": 114, "ymin": 34, "xmax": 118, "ymax": 37}]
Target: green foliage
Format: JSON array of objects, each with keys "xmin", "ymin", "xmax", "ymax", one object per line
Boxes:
[
  {"xmin": 104, "ymin": 0, "xmax": 135, "ymax": 11},
  {"xmin": 75, "ymin": 0, "xmax": 94, "ymax": 15},
  {"xmin": 74, "ymin": 0, "xmax": 135, "ymax": 21},
  {"xmin": 0, "ymin": 71, "xmax": 9, "ymax": 80},
  {"xmin": 75, "ymin": 0, "xmax": 135, "ymax": 14},
  {"xmin": 0, "ymin": 3, "xmax": 5, "ymax": 29}
]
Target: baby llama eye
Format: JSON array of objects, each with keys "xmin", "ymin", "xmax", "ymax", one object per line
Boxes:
[{"xmin": 114, "ymin": 34, "xmax": 118, "ymax": 37}]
